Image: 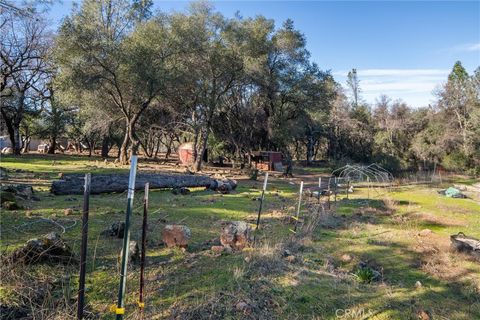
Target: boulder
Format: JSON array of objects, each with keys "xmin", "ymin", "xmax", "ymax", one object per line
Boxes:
[
  {"xmin": 0, "ymin": 167, "xmax": 7, "ymax": 180},
  {"xmin": 235, "ymin": 301, "xmax": 252, "ymax": 315},
  {"xmin": 1, "ymin": 184, "xmax": 34, "ymax": 200},
  {"xmin": 211, "ymin": 245, "xmax": 225, "ymax": 253},
  {"xmin": 417, "ymin": 310, "xmax": 431, "ymax": 320},
  {"xmin": 162, "ymin": 224, "xmax": 191, "ymax": 248},
  {"xmin": 285, "ymin": 255, "xmax": 296, "ymax": 263},
  {"xmin": 220, "ymin": 221, "xmax": 252, "ymax": 251},
  {"xmin": 101, "ymin": 221, "xmax": 125, "ymax": 238},
  {"xmin": 120, "ymin": 241, "xmax": 140, "ymax": 264},
  {"xmin": 2, "ymin": 201, "xmax": 21, "ymax": 210},
  {"xmin": 10, "ymin": 232, "xmax": 74, "ymax": 264},
  {"xmin": 0, "ymin": 191, "xmax": 16, "ymax": 204}
]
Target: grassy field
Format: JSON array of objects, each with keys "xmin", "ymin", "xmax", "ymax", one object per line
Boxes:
[{"xmin": 1, "ymin": 154, "xmax": 479, "ymax": 319}]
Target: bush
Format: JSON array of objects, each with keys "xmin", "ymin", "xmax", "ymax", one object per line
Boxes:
[
  {"xmin": 371, "ymin": 153, "xmax": 407, "ymax": 174},
  {"xmin": 442, "ymin": 152, "xmax": 469, "ymax": 172}
]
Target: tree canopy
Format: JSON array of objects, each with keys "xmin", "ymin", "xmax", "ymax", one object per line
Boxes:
[{"xmin": 1, "ymin": 1, "xmax": 478, "ymax": 174}]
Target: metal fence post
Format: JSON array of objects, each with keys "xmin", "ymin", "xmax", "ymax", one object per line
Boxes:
[
  {"xmin": 115, "ymin": 156, "xmax": 138, "ymax": 319},
  {"xmin": 77, "ymin": 173, "xmax": 91, "ymax": 320},
  {"xmin": 334, "ymin": 177, "xmax": 337, "ymax": 204},
  {"xmin": 254, "ymin": 172, "xmax": 269, "ymax": 243},
  {"xmin": 139, "ymin": 183, "xmax": 149, "ymax": 319},
  {"xmin": 294, "ymin": 181, "xmax": 304, "ymax": 232}
]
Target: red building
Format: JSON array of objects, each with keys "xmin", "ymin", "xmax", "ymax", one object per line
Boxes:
[{"xmin": 251, "ymin": 151, "xmax": 283, "ymax": 171}]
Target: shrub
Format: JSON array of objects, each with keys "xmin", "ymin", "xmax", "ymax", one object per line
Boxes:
[
  {"xmin": 355, "ymin": 267, "xmax": 376, "ymax": 283},
  {"xmin": 442, "ymin": 151, "xmax": 469, "ymax": 172}
]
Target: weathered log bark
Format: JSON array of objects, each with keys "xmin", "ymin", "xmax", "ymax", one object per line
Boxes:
[
  {"xmin": 51, "ymin": 173, "xmax": 237, "ymax": 195},
  {"xmin": 450, "ymin": 232, "xmax": 480, "ymax": 258}
]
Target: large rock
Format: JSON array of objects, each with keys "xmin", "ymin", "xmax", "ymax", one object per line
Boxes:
[
  {"xmin": 120, "ymin": 241, "xmax": 140, "ymax": 264},
  {"xmin": 10, "ymin": 232, "xmax": 74, "ymax": 264},
  {"xmin": 1, "ymin": 184, "xmax": 34, "ymax": 200},
  {"xmin": 101, "ymin": 221, "xmax": 125, "ymax": 238},
  {"xmin": 162, "ymin": 224, "xmax": 191, "ymax": 248},
  {"xmin": 2, "ymin": 201, "xmax": 22, "ymax": 210},
  {"xmin": 0, "ymin": 167, "xmax": 7, "ymax": 180},
  {"xmin": 220, "ymin": 221, "xmax": 252, "ymax": 251},
  {"xmin": 0, "ymin": 191, "xmax": 16, "ymax": 204}
]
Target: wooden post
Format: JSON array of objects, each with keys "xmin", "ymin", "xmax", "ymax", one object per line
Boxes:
[
  {"xmin": 294, "ymin": 181, "xmax": 304, "ymax": 232},
  {"xmin": 115, "ymin": 156, "xmax": 138, "ymax": 320},
  {"xmin": 139, "ymin": 183, "xmax": 149, "ymax": 319},
  {"xmin": 77, "ymin": 173, "xmax": 91, "ymax": 320}
]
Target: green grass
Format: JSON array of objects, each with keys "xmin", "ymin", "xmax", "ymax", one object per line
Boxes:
[{"xmin": 1, "ymin": 154, "xmax": 479, "ymax": 319}]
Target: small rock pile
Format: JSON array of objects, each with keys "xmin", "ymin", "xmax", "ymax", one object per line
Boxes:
[
  {"xmin": 10, "ymin": 232, "xmax": 74, "ymax": 264},
  {"xmin": 1, "ymin": 184, "xmax": 36, "ymax": 210}
]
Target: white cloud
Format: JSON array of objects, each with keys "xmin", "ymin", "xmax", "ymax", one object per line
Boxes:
[
  {"xmin": 334, "ymin": 68, "xmax": 450, "ymax": 107},
  {"xmin": 333, "ymin": 69, "xmax": 449, "ymax": 77},
  {"xmin": 452, "ymin": 42, "xmax": 480, "ymax": 52}
]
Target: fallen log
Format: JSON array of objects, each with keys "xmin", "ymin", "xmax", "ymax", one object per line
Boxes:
[
  {"xmin": 450, "ymin": 232, "xmax": 480, "ymax": 258},
  {"xmin": 51, "ymin": 173, "xmax": 237, "ymax": 195}
]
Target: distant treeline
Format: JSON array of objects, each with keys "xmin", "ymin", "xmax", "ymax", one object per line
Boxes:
[{"xmin": 1, "ymin": 1, "xmax": 478, "ymax": 174}]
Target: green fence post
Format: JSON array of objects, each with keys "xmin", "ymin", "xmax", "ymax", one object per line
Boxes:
[{"xmin": 115, "ymin": 156, "xmax": 138, "ymax": 319}]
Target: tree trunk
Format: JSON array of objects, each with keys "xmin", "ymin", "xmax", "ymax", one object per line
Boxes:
[
  {"xmin": 22, "ymin": 136, "xmax": 31, "ymax": 153},
  {"xmin": 165, "ymin": 138, "xmax": 172, "ymax": 160},
  {"xmin": 154, "ymin": 138, "xmax": 161, "ymax": 159},
  {"xmin": 48, "ymin": 136, "xmax": 57, "ymax": 154},
  {"xmin": 306, "ymin": 136, "xmax": 314, "ymax": 166},
  {"xmin": 194, "ymin": 128, "xmax": 209, "ymax": 172},
  {"xmin": 128, "ymin": 119, "xmax": 140, "ymax": 159},
  {"xmin": 101, "ymin": 136, "xmax": 110, "ymax": 158},
  {"xmin": 119, "ymin": 121, "xmax": 130, "ymax": 164}
]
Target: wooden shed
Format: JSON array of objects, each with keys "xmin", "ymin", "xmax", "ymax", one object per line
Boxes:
[{"xmin": 251, "ymin": 151, "xmax": 283, "ymax": 171}]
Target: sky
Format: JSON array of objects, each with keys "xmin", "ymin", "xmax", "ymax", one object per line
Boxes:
[{"xmin": 42, "ymin": 0, "xmax": 480, "ymax": 108}]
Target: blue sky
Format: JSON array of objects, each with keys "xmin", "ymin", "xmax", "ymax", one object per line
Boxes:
[{"xmin": 44, "ymin": 0, "xmax": 480, "ymax": 107}]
